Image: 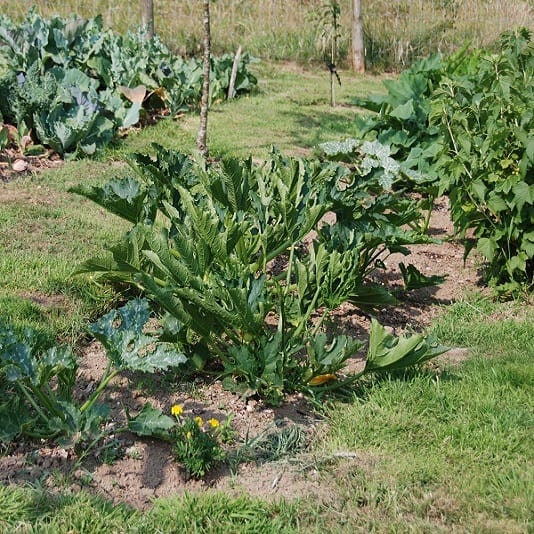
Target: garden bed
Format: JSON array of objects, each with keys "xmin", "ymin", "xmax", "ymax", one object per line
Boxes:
[{"xmin": 0, "ymin": 196, "xmax": 479, "ymax": 510}]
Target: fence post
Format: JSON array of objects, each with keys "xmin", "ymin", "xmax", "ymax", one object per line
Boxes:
[
  {"xmin": 141, "ymin": 0, "xmax": 155, "ymax": 40},
  {"xmin": 227, "ymin": 46, "xmax": 243, "ymax": 99},
  {"xmin": 351, "ymin": 0, "xmax": 365, "ymax": 73}
]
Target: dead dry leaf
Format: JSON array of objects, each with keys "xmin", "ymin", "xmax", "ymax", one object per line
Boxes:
[{"xmin": 12, "ymin": 159, "xmax": 28, "ymax": 172}]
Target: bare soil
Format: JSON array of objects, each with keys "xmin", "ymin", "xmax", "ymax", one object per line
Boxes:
[
  {"xmin": 0, "ymin": 147, "xmax": 63, "ymax": 182},
  {"xmin": 0, "ymin": 195, "xmax": 483, "ymax": 510}
]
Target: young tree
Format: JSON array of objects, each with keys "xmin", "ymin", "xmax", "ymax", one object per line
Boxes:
[
  {"xmin": 197, "ymin": 0, "xmax": 211, "ymax": 158},
  {"xmin": 317, "ymin": 2, "xmax": 341, "ymax": 107},
  {"xmin": 141, "ymin": 0, "xmax": 155, "ymax": 40},
  {"xmin": 351, "ymin": 0, "xmax": 365, "ymax": 73}
]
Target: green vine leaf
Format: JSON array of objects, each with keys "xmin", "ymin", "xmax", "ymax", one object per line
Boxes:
[{"xmin": 365, "ymin": 319, "xmax": 448, "ymax": 373}]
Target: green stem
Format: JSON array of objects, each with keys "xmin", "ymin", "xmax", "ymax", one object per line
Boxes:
[
  {"xmin": 278, "ymin": 244, "xmax": 295, "ymax": 358},
  {"xmin": 293, "ymin": 284, "xmax": 323, "ymax": 340},
  {"xmin": 311, "ymin": 308, "xmax": 330, "ymax": 337},
  {"xmin": 207, "ymin": 338, "xmax": 229, "ymax": 363},
  {"xmin": 17, "ymin": 382, "xmax": 50, "ymax": 423},
  {"xmin": 251, "ymin": 238, "xmax": 293, "ymax": 273},
  {"xmin": 314, "ymin": 369, "xmax": 366, "ymax": 393},
  {"xmin": 32, "ymin": 384, "xmax": 65, "ymax": 420},
  {"xmin": 42, "ymin": 382, "xmax": 66, "ymax": 415},
  {"xmin": 422, "ymin": 200, "xmax": 434, "ymax": 233},
  {"xmin": 80, "ymin": 364, "xmax": 118, "ymax": 414}
]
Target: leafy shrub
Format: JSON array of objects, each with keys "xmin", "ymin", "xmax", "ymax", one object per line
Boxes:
[
  {"xmin": 339, "ymin": 28, "xmax": 533, "ymax": 291},
  {"xmin": 349, "ymin": 51, "xmax": 471, "ymax": 183},
  {"xmin": 73, "ymin": 146, "xmax": 445, "ymax": 404},
  {"xmin": 0, "ymin": 299, "xmax": 186, "ymax": 444},
  {"xmin": 0, "ymin": 9, "xmax": 257, "ymax": 157},
  {"xmin": 431, "ymin": 28, "xmax": 534, "ymax": 290}
]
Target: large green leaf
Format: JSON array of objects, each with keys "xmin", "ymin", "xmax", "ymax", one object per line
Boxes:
[
  {"xmin": 307, "ymin": 334, "xmax": 363, "ymax": 372},
  {"xmin": 399, "ymin": 263, "xmax": 447, "ymax": 291},
  {"xmin": 127, "ymin": 402, "xmax": 175, "ymax": 440},
  {"xmin": 89, "ymin": 298, "xmax": 187, "ymax": 372},
  {"xmin": 0, "ymin": 397, "xmax": 32, "ymax": 442},
  {"xmin": 365, "ymin": 319, "xmax": 448, "ymax": 373},
  {"xmin": 70, "ymin": 176, "xmax": 150, "ymax": 224}
]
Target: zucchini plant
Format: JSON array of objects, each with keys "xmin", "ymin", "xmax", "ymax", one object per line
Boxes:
[
  {"xmin": 73, "ymin": 146, "xmax": 445, "ymax": 404},
  {"xmin": 0, "ymin": 299, "xmax": 186, "ymax": 444}
]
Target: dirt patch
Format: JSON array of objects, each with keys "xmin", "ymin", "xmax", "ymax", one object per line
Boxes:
[
  {"xmin": 0, "ymin": 149, "xmax": 64, "ymax": 183},
  {"xmin": 18, "ymin": 291, "xmax": 71, "ymax": 310},
  {"xmin": 0, "ymin": 197, "xmax": 484, "ymax": 509},
  {"xmin": 1, "ymin": 347, "xmax": 324, "ymax": 510}
]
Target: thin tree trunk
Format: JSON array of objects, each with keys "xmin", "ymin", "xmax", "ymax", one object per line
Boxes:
[
  {"xmin": 141, "ymin": 0, "xmax": 154, "ymax": 40},
  {"xmin": 197, "ymin": 0, "xmax": 211, "ymax": 158},
  {"xmin": 351, "ymin": 0, "xmax": 365, "ymax": 73},
  {"xmin": 330, "ymin": 6, "xmax": 339, "ymax": 107}
]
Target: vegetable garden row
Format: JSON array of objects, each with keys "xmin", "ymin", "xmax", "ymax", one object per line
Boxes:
[
  {"xmin": 0, "ymin": 10, "xmax": 256, "ymax": 157},
  {"xmin": 0, "ymin": 12, "xmax": 532, "ymax": 479}
]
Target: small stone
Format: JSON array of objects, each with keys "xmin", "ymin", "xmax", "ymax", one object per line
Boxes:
[{"xmin": 12, "ymin": 159, "xmax": 28, "ymax": 172}]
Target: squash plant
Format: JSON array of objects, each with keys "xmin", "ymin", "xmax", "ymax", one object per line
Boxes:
[
  {"xmin": 0, "ymin": 299, "xmax": 186, "ymax": 444},
  {"xmin": 73, "ymin": 146, "xmax": 445, "ymax": 404}
]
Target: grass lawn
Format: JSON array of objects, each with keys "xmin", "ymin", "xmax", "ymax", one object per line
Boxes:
[{"xmin": 1, "ymin": 62, "xmax": 532, "ymax": 532}]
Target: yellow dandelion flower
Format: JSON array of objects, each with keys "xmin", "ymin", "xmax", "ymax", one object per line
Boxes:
[
  {"xmin": 171, "ymin": 404, "xmax": 184, "ymax": 417},
  {"xmin": 194, "ymin": 416, "xmax": 203, "ymax": 427},
  {"xmin": 208, "ymin": 418, "xmax": 220, "ymax": 429},
  {"xmin": 186, "ymin": 431, "xmax": 192, "ymax": 440}
]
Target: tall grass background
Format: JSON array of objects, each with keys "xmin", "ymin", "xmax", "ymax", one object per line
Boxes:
[{"xmin": 0, "ymin": 1, "xmax": 532, "ymax": 69}]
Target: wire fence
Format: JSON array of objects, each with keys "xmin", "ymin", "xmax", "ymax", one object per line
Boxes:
[{"xmin": 1, "ymin": 1, "xmax": 533, "ymax": 69}]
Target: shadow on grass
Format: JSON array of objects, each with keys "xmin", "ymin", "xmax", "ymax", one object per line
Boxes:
[
  {"xmin": 280, "ymin": 107, "xmax": 360, "ymax": 150},
  {"xmin": 318, "ymin": 364, "xmax": 463, "ymax": 407}
]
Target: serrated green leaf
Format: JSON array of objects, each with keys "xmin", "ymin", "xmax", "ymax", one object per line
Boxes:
[
  {"xmin": 0, "ymin": 398, "xmax": 31, "ymax": 442},
  {"xmin": 127, "ymin": 402, "xmax": 175, "ymax": 440},
  {"xmin": 486, "ymin": 193, "xmax": 508, "ymax": 213},
  {"xmin": 390, "ymin": 99, "xmax": 415, "ymax": 120},
  {"xmin": 89, "ymin": 298, "xmax": 187, "ymax": 372},
  {"xmin": 307, "ymin": 334, "xmax": 363, "ymax": 371},
  {"xmin": 477, "ymin": 237, "xmax": 497, "ymax": 261},
  {"xmin": 70, "ymin": 176, "xmax": 149, "ymax": 224},
  {"xmin": 347, "ymin": 283, "xmax": 398, "ymax": 311},
  {"xmin": 399, "ymin": 262, "xmax": 447, "ymax": 290},
  {"xmin": 471, "ymin": 179, "xmax": 487, "ymax": 202}
]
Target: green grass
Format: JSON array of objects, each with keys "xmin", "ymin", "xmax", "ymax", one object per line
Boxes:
[
  {"xmin": 311, "ymin": 298, "xmax": 534, "ymax": 531},
  {"xmin": 0, "ymin": 486, "xmax": 303, "ymax": 533},
  {"xmin": 108, "ymin": 62, "xmax": 382, "ymax": 161},
  {"xmin": 0, "ymin": 162, "xmax": 129, "ymax": 343}
]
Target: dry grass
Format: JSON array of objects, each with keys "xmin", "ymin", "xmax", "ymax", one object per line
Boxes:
[{"xmin": 0, "ymin": 0, "xmax": 532, "ymax": 68}]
